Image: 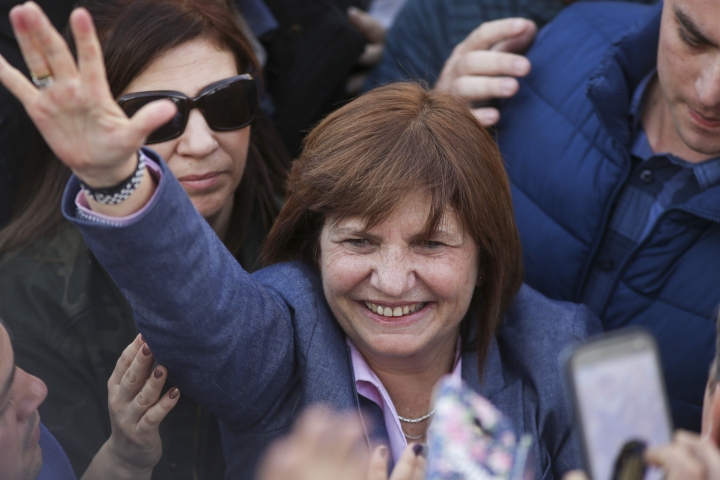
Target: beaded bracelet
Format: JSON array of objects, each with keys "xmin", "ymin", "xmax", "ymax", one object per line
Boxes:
[{"xmin": 79, "ymin": 153, "xmax": 146, "ymax": 205}]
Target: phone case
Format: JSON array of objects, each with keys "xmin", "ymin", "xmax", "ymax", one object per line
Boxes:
[{"xmin": 426, "ymin": 376, "xmax": 534, "ymax": 480}]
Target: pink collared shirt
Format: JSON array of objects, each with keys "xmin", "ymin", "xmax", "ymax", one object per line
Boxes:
[{"xmin": 347, "ymin": 339, "xmax": 462, "ymax": 464}]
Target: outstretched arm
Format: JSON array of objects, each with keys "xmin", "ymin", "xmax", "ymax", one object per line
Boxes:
[
  {"xmin": 0, "ymin": 2, "xmax": 174, "ymax": 217},
  {"xmin": 81, "ymin": 335, "xmax": 179, "ymax": 480}
]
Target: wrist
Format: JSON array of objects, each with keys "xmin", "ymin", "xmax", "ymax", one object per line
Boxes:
[
  {"xmin": 104, "ymin": 438, "xmax": 155, "ymax": 479},
  {"xmin": 74, "ymin": 153, "xmax": 139, "ymax": 189}
]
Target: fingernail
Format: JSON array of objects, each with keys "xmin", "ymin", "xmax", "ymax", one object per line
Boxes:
[
  {"xmin": 169, "ymin": 387, "xmax": 179, "ymax": 399},
  {"xmin": 513, "ymin": 58, "xmax": 529, "ymax": 74},
  {"xmin": 153, "ymin": 366, "xmax": 163, "ymax": 378},
  {"xmin": 500, "ymin": 78, "xmax": 516, "ymax": 95},
  {"xmin": 139, "ymin": 334, "xmax": 145, "ymax": 343},
  {"xmin": 512, "ymin": 19, "xmax": 526, "ymax": 33},
  {"xmin": 413, "ymin": 443, "xmax": 428, "ymax": 457},
  {"xmin": 142, "ymin": 343, "xmax": 151, "ymax": 356}
]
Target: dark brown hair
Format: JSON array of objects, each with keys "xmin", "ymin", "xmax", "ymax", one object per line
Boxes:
[
  {"xmin": 0, "ymin": 0, "xmax": 290, "ymax": 266},
  {"xmin": 262, "ymin": 83, "xmax": 523, "ymax": 372}
]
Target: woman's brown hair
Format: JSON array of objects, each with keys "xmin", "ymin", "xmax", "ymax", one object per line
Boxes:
[
  {"xmin": 262, "ymin": 82, "xmax": 523, "ymax": 372},
  {"xmin": 0, "ymin": 0, "xmax": 290, "ymax": 266}
]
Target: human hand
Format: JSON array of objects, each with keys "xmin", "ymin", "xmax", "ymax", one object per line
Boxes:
[
  {"xmin": 367, "ymin": 442, "xmax": 427, "ymax": 480},
  {"xmin": 561, "ymin": 471, "xmax": 589, "ymax": 480},
  {"xmin": 346, "ymin": 7, "xmax": 386, "ymax": 95},
  {"xmin": 0, "ymin": 2, "xmax": 175, "ymax": 189},
  {"xmin": 435, "ymin": 18, "xmax": 536, "ymax": 126},
  {"xmin": 104, "ymin": 334, "xmax": 179, "ymax": 476},
  {"xmin": 645, "ymin": 430, "xmax": 720, "ymax": 480},
  {"xmin": 257, "ymin": 407, "xmax": 369, "ymax": 480}
]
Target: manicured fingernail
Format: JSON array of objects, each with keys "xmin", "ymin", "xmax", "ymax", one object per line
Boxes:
[
  {"xmin": 153, "ymin": 366, "xmax": 163, "ymax": 378},
  {"xmin": 169, "ymin": 387, "xmax": 179, "ymax": 399},
  {"xmin": 139, "ymin": 334, "xmax": 145, "ymax": 343},
  {"xmin": 413, "ymin": 443, "xmax": 428, "ymax": 457},
  {"xmin": 142, "ymin": 344, "xmax": 151, "ymax": 356}
]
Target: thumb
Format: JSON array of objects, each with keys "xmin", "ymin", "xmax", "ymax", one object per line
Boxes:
[
  {"xmin": 366, "ymin": 445, "xmax": 390, "ymax": 480},
  {"xmin": 348, "ymin": 7, "xmax": 386, "ymax": 43},
  {"xmin": 126, "ymin": 98, "xmax": 177, "ymax": 145}
]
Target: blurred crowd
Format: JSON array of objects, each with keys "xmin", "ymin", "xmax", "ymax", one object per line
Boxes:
[{"xmin": 1, "ymin": 0, "xmax": 719, "ymax": 479}]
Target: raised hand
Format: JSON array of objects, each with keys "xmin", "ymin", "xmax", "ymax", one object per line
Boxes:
[
  {"xmin": 0, "ymin": 2, "xmax": 175, "ymax": 196},
  {"xmin": 81, "ymin": 334, "xmax": 179, "ymax": 480},
  {"xmin": 435, "ymin": 18, "xmax": 536, "ymax": 126}
]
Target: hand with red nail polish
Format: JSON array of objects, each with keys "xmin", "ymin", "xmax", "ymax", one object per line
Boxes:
[{"xmin": 81, "ymin": 333, "xmax": 179, "ymax": 479}]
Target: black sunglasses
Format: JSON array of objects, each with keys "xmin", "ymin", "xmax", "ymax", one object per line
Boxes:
[{"xmin": 118, "ymin": 74, "xmax": 257, "ymax": 144}]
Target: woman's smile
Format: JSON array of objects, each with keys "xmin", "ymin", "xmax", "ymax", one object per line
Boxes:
[{"xmin": 321, "ymin": 190, "xmax": 479, "ymax": 363}]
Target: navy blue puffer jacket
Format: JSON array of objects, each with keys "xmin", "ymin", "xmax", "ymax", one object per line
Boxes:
[{"xmin": 498, "ymin": 1, "xmax": 720, "ymax": 431}]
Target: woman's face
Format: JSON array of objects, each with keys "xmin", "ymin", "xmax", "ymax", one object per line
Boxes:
[
  {"xmin": 123, "ymin": 39, "xmax": 250, "ymax": 222},
  {"xmin": 320, "ymin": 191, "xmax": 479, "ymax": 366}
]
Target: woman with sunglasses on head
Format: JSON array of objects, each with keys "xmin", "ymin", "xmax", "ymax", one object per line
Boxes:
[{"xmin": 0, "ymin": 0, "xmax": 289, "ymax": 478}]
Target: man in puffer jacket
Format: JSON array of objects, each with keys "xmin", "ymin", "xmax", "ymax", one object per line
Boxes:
[{"xmin": 428, "ymin": 0, "xmax": 720, "ymax": 433}]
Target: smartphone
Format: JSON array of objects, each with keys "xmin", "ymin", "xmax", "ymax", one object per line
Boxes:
[{"xmin": 566, "ymin": 328, "xmax": 673, "ymax": 480}]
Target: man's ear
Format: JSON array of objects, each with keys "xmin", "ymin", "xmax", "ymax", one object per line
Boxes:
[{"xmin": 702, "ymin": 383, "xmax": 720, "ymax": 447}]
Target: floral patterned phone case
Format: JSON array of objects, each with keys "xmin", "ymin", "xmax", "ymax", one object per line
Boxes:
[{"xmin": 426, "ymin": 376, "xmax": 534, "ymax": 480}]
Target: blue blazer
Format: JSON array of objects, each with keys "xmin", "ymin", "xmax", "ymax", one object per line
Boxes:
[{"xmin": 63, "ymin": 152, "xmax": 601, "ymax": 479}]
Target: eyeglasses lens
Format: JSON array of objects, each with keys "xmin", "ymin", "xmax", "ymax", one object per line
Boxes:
[{"xmin": 203, "ymin": 80, "xmax": 256, "ymax": 130}]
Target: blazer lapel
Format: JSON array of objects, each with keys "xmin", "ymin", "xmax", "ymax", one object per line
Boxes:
[{"xmin": 462, "ymin": 337, "xmax": 525, "ymax": 436}]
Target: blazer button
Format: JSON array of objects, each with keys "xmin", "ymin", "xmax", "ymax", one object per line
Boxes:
[{"xmin": 640, "ymin": 169, "xmax": 654, "ymax": 184}]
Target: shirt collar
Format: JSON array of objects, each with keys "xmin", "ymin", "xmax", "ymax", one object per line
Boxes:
[{"xmin": 629, "ymin": 70, "xmax": 720, "ymax": 191}]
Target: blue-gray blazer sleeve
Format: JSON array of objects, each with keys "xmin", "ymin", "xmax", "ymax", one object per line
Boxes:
[{"xmin": 62, "ymin": 151, "xmax": 296, "ymax": 431}]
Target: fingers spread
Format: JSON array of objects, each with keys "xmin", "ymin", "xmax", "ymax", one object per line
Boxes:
[
  {"xmin": 21, "ymin": 2, "xmax": 77, "ymax": 80},
  {"xmin": 457, "ymin": 18, "xmax": 535, "ymax": 54},
  {"xmin": 71, "ymin": 8, "xmax": 109, "ymax": 97},
  {"xmin": 9, "ymin": 5, "xmax": 50, "ymax": 81},
  {"xmin": 0, "ymin": 53, "xmax": 38, "ymax": 105},
  {"xmin": 126, "ymin": 98, "xmax": 177, "ymax": 145}
]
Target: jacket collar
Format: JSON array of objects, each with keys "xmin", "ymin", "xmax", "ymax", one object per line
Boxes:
[
  {"xmin": 587, "ymin": 3, "xmax": 662, "ymax": 150},
  {"xmin": 462, "ymin": 336, "xmax": 525, "ymax": 435}
]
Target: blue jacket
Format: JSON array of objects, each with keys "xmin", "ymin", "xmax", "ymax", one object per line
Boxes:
[
  {"xmin": 498, "ymin": 2, "xmax": 720, "ymax": 431},
  {"xmin": 62, "ymin": 153, "xmax": 600, "ymax": 479}
]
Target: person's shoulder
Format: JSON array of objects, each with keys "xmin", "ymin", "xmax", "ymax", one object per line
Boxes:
[
  {"xmin": 544, "ymin": 1, "xmax": 656, "ymax": 37},
  {"xmin": 498, "ymin": 284, "xmax": 601, "ymax": 363}
]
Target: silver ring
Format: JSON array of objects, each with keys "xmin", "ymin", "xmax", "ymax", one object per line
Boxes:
[{"xmin": 31, "ymin": 71, "xmax": 54, "ymax": 89}]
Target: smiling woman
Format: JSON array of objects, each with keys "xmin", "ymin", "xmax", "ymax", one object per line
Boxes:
[{"xmin": 0, "ymin": 2, "xmax": 599, "ymax": 477}]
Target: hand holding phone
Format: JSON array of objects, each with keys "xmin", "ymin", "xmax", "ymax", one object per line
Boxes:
[{"xmin": 566, "ymin": 328, "xmax": 673, "ymax": 480}]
